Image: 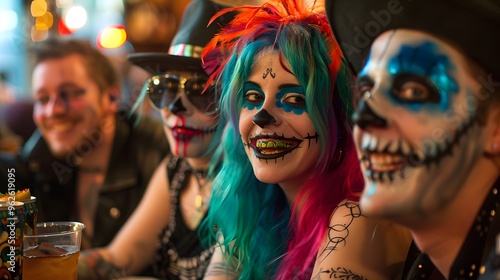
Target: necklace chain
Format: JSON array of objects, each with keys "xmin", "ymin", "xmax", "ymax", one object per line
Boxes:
[
  {"xmin": 192, "ymin": 168, "xmax": 208, "ymax": 211},
  {"xmin": 194, "ymin": 169, "xmax": 208, "ymax": 179}
]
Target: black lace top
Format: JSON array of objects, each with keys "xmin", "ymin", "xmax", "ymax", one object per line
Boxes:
[{"xmin": 150, "ymin": 156, "xmax": 214, "ymax": 280}]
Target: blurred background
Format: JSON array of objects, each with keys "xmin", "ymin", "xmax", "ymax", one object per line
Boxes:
[
  {"xmin": 0, "ymin": 0, "xmax": 266, "ymax": 103},
  {"xmin": 0, "ymin": 0, "xmax": 273, "ymax": 153}
]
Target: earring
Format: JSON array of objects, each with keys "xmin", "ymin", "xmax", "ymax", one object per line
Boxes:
[{"xmin": 334, "ymin": 137, "xmax": 344, "ymax": 166}]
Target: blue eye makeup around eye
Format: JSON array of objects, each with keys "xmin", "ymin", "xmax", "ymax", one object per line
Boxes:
[
  {"xmin": 275, "ymin": 85, "xmax": 307, "ymax": 115},
  {"xmin": 387, "ymin": 41, "xmax": 459, "ymax": 112},
  {"xmin": 243, "ymin": 82, "xmax": 264, "ymax": 110}
]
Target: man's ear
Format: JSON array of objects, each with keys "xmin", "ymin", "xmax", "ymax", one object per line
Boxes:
[
  {"xmin": 105, "ymin": 88, "xmax": 120, "ymax": 113},
  {"xmin": 485, "ymin": 107, "xmax": 500, "ymax": 156}
]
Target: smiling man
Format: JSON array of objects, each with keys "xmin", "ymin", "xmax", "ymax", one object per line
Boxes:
[
  {"xmin": 1, "ymin": 38, "xmax": 169, "ymax": 251},
  {"xmin": 327, "ymin": 0, "xmax": 500, "ymax": 279},
  {"xmin": 354, "ymin": 31, "xmax": 486, "ymax": 222}
]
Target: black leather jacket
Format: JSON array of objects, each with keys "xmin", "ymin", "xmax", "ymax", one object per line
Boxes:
[{"xmin": 0, "ymin": 112, "xmax": 169, "ymax": 248}]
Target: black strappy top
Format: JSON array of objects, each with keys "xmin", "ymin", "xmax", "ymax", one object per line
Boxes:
[{"xmin": 150, "ymin": 156, "xmax": 214, "ymax": 280}]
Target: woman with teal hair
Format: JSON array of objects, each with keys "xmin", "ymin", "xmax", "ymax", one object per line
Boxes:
[{"xmin": 200, "ymin": 0, "xmax": 412, "ymax": 279}]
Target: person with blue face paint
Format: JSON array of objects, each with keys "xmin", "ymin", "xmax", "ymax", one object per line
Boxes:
[
  {"xmin": 327, "ymin": 0, "xmax": 500, "ymax": 279},
  {"xmin": 199, "ymin": 0, "xmax": 412, "ymax": 279}
]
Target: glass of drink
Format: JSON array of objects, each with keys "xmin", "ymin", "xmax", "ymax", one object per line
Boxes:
[{"xmin": 22, "ymin": 222, "xmax": 85, "ymax": 280}]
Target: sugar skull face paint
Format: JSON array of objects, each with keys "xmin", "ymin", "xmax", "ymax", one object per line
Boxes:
[
  {"xmin": 354, "ymin": 30, "xmax": 487, "ymax": 222},
  {"xmin": 240, "ymin": 51, "xmax": 320, "ymax": 187},
  {"xmin": 158, "ymin": 70, "xmax": 219, "ymax": 158}
]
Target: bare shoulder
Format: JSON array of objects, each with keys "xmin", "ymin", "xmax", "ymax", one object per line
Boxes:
[
  {"xmin": 330, "ymin": 200, "xmax": 363, "ymax": 223},
  {"xmin": 149, "ymin": 157, "xmax": 170, "ymax": 189},
  {"xmin": 329, "ymin": 200, "xmax": 410, "ymax": 246},
  {"xmin": 312, "ymin": 199, "xmax": 412, "ymax": 280}
]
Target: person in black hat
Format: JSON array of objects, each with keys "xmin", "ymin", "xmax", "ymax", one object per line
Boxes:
[
  {"xmin": 77, "ymin": 0, "xmax": 235, "ymax": 279},
  {"xmin": 197, "ymin": 0, "xmax": 412, "ymax": 279},
  {"xmin": 326, "ymin": 0, "xmax": 500, "ymax": 279}
]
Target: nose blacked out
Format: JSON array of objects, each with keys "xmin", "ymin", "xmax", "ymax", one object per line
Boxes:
[
  {"xmin": 353, "ymin": 100, "xmax": 387, "ymax": 129},
  {"xmin": 252, "ymin": 109, "xmax": 277, "ymax": 128},
  {"xmin": 169, "ymin": 97, "xmax": 187, "ymax": 114}
]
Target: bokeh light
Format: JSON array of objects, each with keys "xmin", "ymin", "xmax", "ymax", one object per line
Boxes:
[
  {"xmin": 97, "ymin": 25, "xmax": 127, "ymax": 49},
  {"xmin": 35, "ymin": 11, "xmax": 53, "ymax": 31},
  {"xmin": 0, "ymin": 10, "xmax": 18, "ymax": 32},
  {"xmin": 65, "ymin": 6, "xmax": 87, "ymax": 29},
  {"xmin": 31, "ymin": 25, "xmax": 48, "ymax": 42},
  {"xmin": 56, "ymin": 0, "xmax": 73, "ymax": 9},
  {"xmin": 58, "ymin": 18, "xmax": 74, "ymax": 35},
  {"xmin": 30, "ymin": 0, "xmax": 47, "ymax": 17}
]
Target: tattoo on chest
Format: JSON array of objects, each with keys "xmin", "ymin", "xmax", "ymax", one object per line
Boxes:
[{"xmin": 312, "ymin": 267, "xmax": 366, "ymax": 280}]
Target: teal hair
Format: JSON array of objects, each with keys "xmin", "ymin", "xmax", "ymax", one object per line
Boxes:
[
  {"xmin": 201, "ymin": 39, "xmax": 291, "ymax": 279},
  {"xmin": 201, "ymin": 17, "xmax": 362, "ymax": 279},
  {"xmin": 127, "ymin": 81, "xmax": 149, "ymax": 126}
]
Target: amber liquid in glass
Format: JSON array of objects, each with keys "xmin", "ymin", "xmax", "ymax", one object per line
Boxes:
[{"xmin": 22, "ymin": 246, "xmax": 79, "ymax": 280}]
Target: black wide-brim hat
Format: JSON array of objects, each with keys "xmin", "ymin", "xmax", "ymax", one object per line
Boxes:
[
  {"xmin": 326, "ymin": 0, "xmax": 500, "ymax": 79},
  {"xmin": 128, "ymin": 0, "xmax": 235, "ymax": 74}
]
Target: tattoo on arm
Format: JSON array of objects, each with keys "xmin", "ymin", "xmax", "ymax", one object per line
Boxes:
[
  {"xmin": 318, "ymin": 202, "xmax": 363, "ymax": 261},
  {"xmin": 78, "ymin": 250, "xmax": 126, "ymax": 279},
  {"xmin": 312, "ymin": 267, "xmax": 366, "ymax": 280}
]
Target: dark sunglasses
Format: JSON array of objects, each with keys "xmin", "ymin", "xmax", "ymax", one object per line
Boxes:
[{"xmin": 145, "ymin": 73, "xmax": 219, "ymax": 115}]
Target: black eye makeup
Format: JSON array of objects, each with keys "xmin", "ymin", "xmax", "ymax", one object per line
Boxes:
[{"xmin": 391, "ymin": 73, "xmax": 440, "ymax": 104}]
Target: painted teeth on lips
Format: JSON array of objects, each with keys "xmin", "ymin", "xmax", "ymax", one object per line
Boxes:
[
  {"xmin": 253, "ymin": 138, "xmax": 299, "ymax": 156},
  {"xmin": 256, "ymin": 139, "xmax": 294, "ymax": 155},
  {"xmin": 256, "ymin": 139, "xmax": 293, "ymax": 149}
]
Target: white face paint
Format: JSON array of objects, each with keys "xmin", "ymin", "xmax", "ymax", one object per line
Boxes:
[
  {"xmin": 354, "ymin": 29, "xmax": 487, "ymax": 222},
  {"xmin": 156, "ymin": 70, "xmax": 220, "ymax": 158},
  {"xmin": 239, "ymin": 51, "xmax": 320, "ymax": 189}
]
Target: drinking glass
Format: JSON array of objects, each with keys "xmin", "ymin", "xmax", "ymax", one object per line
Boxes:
[{"xmin": 22, "ymin": 222, "xmax": 85, "ymax": 280}]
